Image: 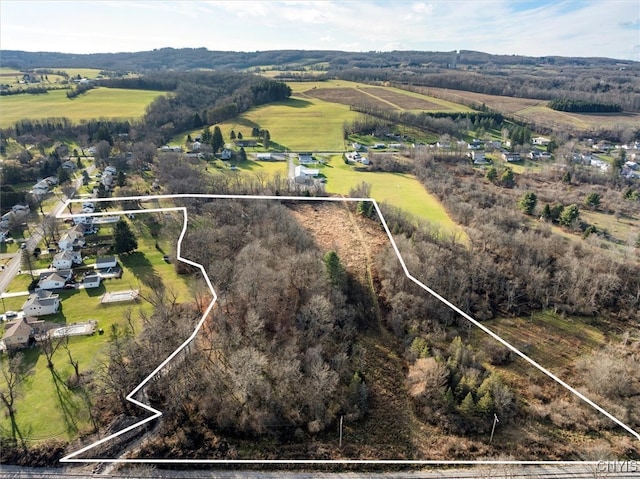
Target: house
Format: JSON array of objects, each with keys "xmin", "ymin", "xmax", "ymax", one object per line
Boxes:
[
  {"xmin": 0, "ymin": 229, "xmax": 9, "ymax": 242},
  {"xmin": 219, "ymin": 149, "xmax": 232, "ymax": 160},
  {"xmin": 33, "ymin": 180, "xmax": 50, "ymax": 195},
  {"xmin": 58, "ymin": 225, "xmax": 85, "ymax": 251},
  {"xmin": 105, "ymin": 166, "xmax": 117, "ymax": 175},
  {"xmin": 96, "ymin": 256, "xmax": 117, "ymax": 269},
  {"xmin": 11, "ymin": 204, "xmax": 30, "ymax": 216},
  {"xmin": 22, "ymin": 290, "xmax": 60, "ymax": 317},
  {"xmin": 532, "ymin": 137, "xmax": 550, "ymax": 146},
  {"xmin": 82, "ymin": 273, "xmax": 102, "ymax": 289},
  {"xmin": 0, "ymin": 212, "xmax": 14, "ymax": 229},
  {"xmin": 256, "ymin": 153, "xmax": 272, "ymax": 161},
  {"xmin": 372, "ymin": 143, "xmax": 386, "ymax": 149},
  {"xmin": 298, "ymin": 153, "xmax": 315, "ymax": 164},
  {"xmin": 294, "ymin": 165, "xmax": 319, "ymax": 183},
  {"xmin": 470, "ymin": 151, "xmax": 489, "ymax": 165},
  {"xmin": 53, "ymin": 250, "xmax": 82, "ymax": 269},
  {"xmin": 2, "ymin": 317, "xmax": 36, "ymax": 350},
  {"xmin": 61, "ymin": 160, "xmax": 76, "ymax": 170},
  {"xmin": 191, "ymin": 141, "xmax": 202, "ymax": 151},
  {"xmin": 36, "ymin": 272, "xmax": 67, "ymax": 291},
  {"xmin": 502, "ymin": 151, "xmax": 521, "ymax": 162},
  {"xmin": 361, "ymin": 156, "xmax": 371, "ymax": 166},
  {"xmin": 44, "ymin": 176, "xmax": 59, "ymax": 187}
]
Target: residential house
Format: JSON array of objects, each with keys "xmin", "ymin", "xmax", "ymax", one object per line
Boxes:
[
  {"xmin": 44, "ymin": 176, "xmax": 58, "ymax": 187},
  {"xmin": 191, "ymin": 141, "xmax": 202, "ymax": 151},
  {"xmin": 0, "ymin": 229, "xmax": 9, "ymax": 242},
  {"xmin": 11, "ymin": 204, "xmax": 30, "ymax": 216},
  {"xmin": 33, "ymin": 180, "xmax": 50, "ymax": 196},
  {"xmin": 82, "ymin": 273, "xmax": 102, "ymax": 289},
  {"xmin": 502, "ymin": 151, "xmax": 521, "ymax": 162},
  {"xmin": 53, "ymin": 250, "xmax": 82, "ymax": 269},
  {"xmin": 219, "ymin": 149, "xmax": 232, "ymax": 160},
  {"xmin": 22, "ymin": 290, "xmax": 60, "ymax": 317},
  {"xmin": 532, "ymin": 137, "xmax": 550, "ymax": 146},
  {"xmin": 36, "ymin": 272, "xmax": 67, "ymax": 291},
  {"xmin": 294, "ymin": 165, "xmax": 319, "ymax": 183},
  {"xmin": 61, "ymin": 160, "xmax": 76, "ymax": 170},
  {"xmin": 256, "ymin": 153, "xmax": 272, "ymax": 161},
  {"xmin": 2, "ymin": 317, "xmax": 36, "ymax": 350},
  {"xmin": 58, "ymin": 224, "xmax": 86, "ymax": 251},
  {"xmin": 0, "ymin": 212, "xmax": 14, "ymax": 229},
  {"xmin": 105, "ymin": 166, "xmax": 117, "ymax": 175},
  {"xmin": 298, "ymin": 153, "xmax": 315, "ymax": 164},
  {"xmin": 96, "ymin": 256, "xmax": 117, "ymax": 269},
  {"xmin": 470, "ymin": 151, "xmax": 489, "ymax": 165}
]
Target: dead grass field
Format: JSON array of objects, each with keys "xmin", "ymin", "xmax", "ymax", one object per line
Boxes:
[
  {"xmin": 420, "ymin": 86, "xmax": 640, "ymax": 132},
  {"xmin": 361, "ymin": 86, "xmax": 447, "ymax": 111},
  {"xmin": 303, "ymin": 87, "xmax": 397, "ymax": 110}
]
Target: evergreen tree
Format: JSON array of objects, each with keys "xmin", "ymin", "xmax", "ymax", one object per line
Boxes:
[
  {"xmin": 500, "ymin": 168, "xmax": 515, "ymax": 188},
  {"xmin": 229, "ymin": 130, "xmax": 236, "ymax": 140},
  {"xmin": 117, "ymin": 171, "xmax": 126, "ymax": 187},
  {"xmin": 584, "ymin": 192, "xmax": 601, "ymax": 210},
  {"xmin": 237, "ymin": 131, "xmax": 243, "ymax": 140},
  {"xmin": 262, "ymin": 130, "xmax": 271, "ymax": 149},
  {"xmin": 211, "ymin": 125, "xmax": 224, "ymax": 153},
  {"xmin": 562, "ymin": 170, "xmax": 572, "ymax": 184},
  {"xmin": 239, "ymin": 147, "xmax": 247, "ymax": 162},
  {"xmin": 114, "ymin": 219, "xmax": 138, "ymax": 254},
  {"xmin": 559, "ymin": 204, "xmax": 580, "ymax": 228},
  {"xmin": 485, "ymin": 166, "xmax": 497, "ymax": 182},
  {"xmin": 459, "ymin": 392, "xmax": 477, "ymax": 417},
  {"xmin": 517, "ymin": 192, "xmax": 537, "ymax": 215},
  {"xmin": 541, "ymin": 203, "xmax": 551, "ymax": 221}
]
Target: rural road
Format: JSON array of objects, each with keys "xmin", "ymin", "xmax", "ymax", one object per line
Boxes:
[
  {"xmin": 0, "ymin": 463, "xmax": 637, "ymax": 478},
  {"xmin": 0, "ymin": 166, "xmax": 94, "ymax": 296}
]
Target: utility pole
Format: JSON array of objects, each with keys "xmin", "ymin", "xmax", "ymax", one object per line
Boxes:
[
  {"xmin": 490, "ymin": 413, "xmax": 499, "ymax": 444},
  {"xmin": 339, "ymin": 415, "xmax": 343, "ymax": 449}
]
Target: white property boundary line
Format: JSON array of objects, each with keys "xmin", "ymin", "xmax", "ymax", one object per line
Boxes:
[{"xmin": 57, "ymin": 194, "xmax": 640, "ymax": 466}]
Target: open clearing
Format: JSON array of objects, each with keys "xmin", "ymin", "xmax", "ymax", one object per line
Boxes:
[
  {"xmin": 421, "ymin": 86, "xmax": 640, "ymax": 131},
  {"xmin": 217, "ymin": 96, "xmax": 360, "ymax": 151},
  {"xmin": 322, "ymin": 156, "xmax": 466, "ymax": 239},
  {"xmin": 0, "ymin": 87, "xmax": 165, "ymax": 127}
]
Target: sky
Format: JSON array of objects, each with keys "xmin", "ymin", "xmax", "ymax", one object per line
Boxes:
[{"xmin": 1, "ymin": 0, "xmax": 639, "ymax": 61}]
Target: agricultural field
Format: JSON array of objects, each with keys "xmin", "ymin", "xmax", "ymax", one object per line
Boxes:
[
  {"xmin": 216, "ymin": 96, "xmax": 360, "ymax": 151},
  {"xmin": 0, "ymin": 87, "xmax": 165, "ymax": 128},
  {"xmin": 422, "ymin": 86, "xmax": 640, "ymax": 132}
]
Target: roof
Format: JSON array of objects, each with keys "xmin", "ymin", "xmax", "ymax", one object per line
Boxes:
[
  {"xmin": 54, "ymin": 250, "xmax": 76, "ymax": 262},
  {"xmin": 22, "ymin": 290, "xmax": 59, "ymax": 309},
  {"xmin": 2, "ymin": 317, "xmax": 33, "ymax": 342},
  {"xmin": 96, "ymin": 256, "xmax": 116, "ymax": 264}
]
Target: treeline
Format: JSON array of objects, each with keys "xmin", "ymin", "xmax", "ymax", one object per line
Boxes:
[
  {"xmin": 348, "ymin": 105, "xmax": 492, "ymax": 138},
  {"xmin": 0, "ymin": 86, "xmax": 49, "ymax": 96},
  {"xmin": 66, "ymin": 82, "xmax": 94, "ymax": 99},
  {"xmin": 141, "ymin": 72, "xmax": 290, "ymax": 143},
  {"xmin": 548, "ymin": 99, "xmax": 623, "ymax": 113}
]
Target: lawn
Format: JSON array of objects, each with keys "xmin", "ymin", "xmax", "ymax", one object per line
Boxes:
[
  {"xmin": 0, "ymin": 215, "xmax": 195, "ymax": 442},
  {"xmin": 0, "ymin": 87, "xmax": 165, "ymax": 127},
  {"xmin": 322, "ymin": 156, "xmax": 466, "ymax": 240}
]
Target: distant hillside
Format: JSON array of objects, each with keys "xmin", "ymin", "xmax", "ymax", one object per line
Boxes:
[{"xmin": 1, "ymin": 48, "xmax": 635, "ymax": 73}]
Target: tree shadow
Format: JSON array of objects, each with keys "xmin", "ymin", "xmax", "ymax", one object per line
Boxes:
[
  {"xmin": 47, "ymin": 364, "xmax": 80, "ymax": 435},
  {"xmin": 119, "ymin": 252, "xmax": 162, "ymax": 288},
  {"xmin": 282, "ymin": 98, "xmax": 313, "ymax": 109}
]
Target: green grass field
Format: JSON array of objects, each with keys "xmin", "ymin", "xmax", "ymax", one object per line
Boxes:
[
  {"xmin": 322, "ymin": 156, "xmax": 466, "ymax": 239},
  {"xmin": 217, "ymin": 96, "xmax": 360, "ymax": 151},
  {"xmin": 0, "ymin": 87, "xmax": 165, "ymax": 127}
]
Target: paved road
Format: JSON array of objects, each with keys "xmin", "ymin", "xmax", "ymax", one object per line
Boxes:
[
  {"xmin": 0, "ymin": 463, "xmax": 637, "ymax": 478},
  {"xmin": 0, "ymin": 166, "xmax": 94, "ymax": 296}
]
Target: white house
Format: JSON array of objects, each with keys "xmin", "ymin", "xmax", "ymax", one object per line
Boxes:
[
  {"xmin": 53, "ymin": 250, "xmax": 82, "ymax": 269},
  {"xmin": 82, "ymin": 274, "xmax": 102, "ymax": 289},
  {"xmin": 22, "ymin": 290, "xmax": 60, "ymax": 317},
  {"xmin": 256, "ymin": 153, "xmax": 272, "ymax": 161},
  {"xmin": 294, "ymin": 165, "xmax": 319, "ymax": 183},
  {"xmin": 96, "ymin": 256, "xmax": 117, "ymax": 269},
  {"xmin": 36, "ymin": 272, "xmax": 67, "ymax": 291},
  {"xmin": 532, "ymin": 137, "xmax": 550, "ymax": 146},
  {"xmin": 58, "ymin": 225, "xmax": 85, "ymax": 251},
  {"xmin": 105, "ymin": 166, "xmax": 117, "ymax": 175}
]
